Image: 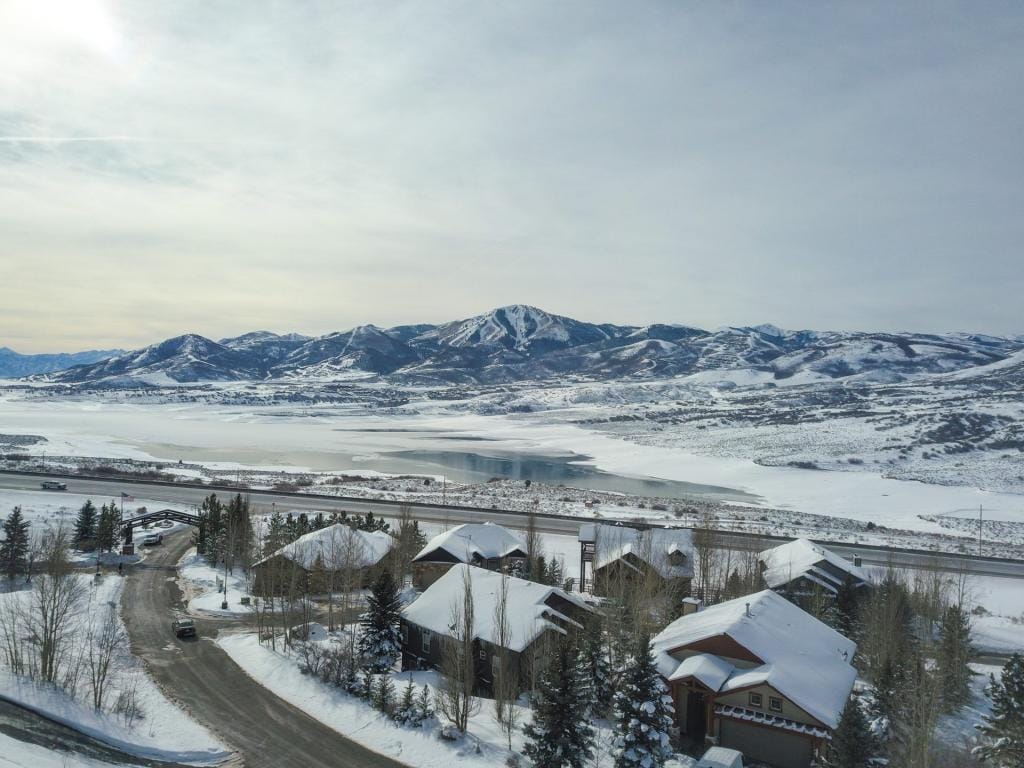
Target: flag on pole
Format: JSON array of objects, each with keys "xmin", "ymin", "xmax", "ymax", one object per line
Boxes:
[{"xmin": 121, "ymin": 492, "xmax": 135, "ymax": 502}]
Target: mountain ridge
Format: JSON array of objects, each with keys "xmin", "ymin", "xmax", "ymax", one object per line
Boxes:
[{"xmin": 14, "ymin": 304, "xmax": 1024, "ymax": 386}]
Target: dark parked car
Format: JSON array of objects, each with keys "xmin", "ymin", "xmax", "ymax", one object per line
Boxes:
[{"xmin": 172, "ymin": 618, "xmax": 196, "ymax": 639}]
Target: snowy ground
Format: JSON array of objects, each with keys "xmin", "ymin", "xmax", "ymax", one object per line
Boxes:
[
  {"xmin": 0, "ymin": 733, "xmax": 143, "ymax": 768},
  {"xmin": 218, "ymin": 629, "xmax": 694, "ymax": 768},
  {"xmin": 0, "ymin": 487, "xmax": 192, "ymax": 564},
  {"xmin": 178, "ymin": 547, "xmax": 252, "ymax": 616},
  {"xmin": 0, "ymin": 577, "xmax": 229, "ymax": 765}
]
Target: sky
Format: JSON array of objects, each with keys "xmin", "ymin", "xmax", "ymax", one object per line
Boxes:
[{"xmin": 1, "ymin": 1, "xmax": 1022, "ymax": 353}]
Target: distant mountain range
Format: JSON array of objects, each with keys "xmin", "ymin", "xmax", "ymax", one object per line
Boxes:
[
  {"xmin": 0, "ymin": 346, "xmax": 124, "ymax": 379},
  {"xmin": 11, "ymin": 305, "xmax": 1024, "ymax": 386}
]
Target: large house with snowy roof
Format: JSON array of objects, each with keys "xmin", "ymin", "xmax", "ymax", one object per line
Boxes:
[
  {"xmin": 400, "ymin": 564, "xmax": 594, "ymax": 693},
  {"xmin": 252, "ymin": 523, "xmax": 395, "ymax": 593},
  {"xmin": 651, "ymin": 589, "xmax": 857, "ymax": 768},
  {"xmin": 578, "ymin": 523, "xmax": 693, "ymax": 597},
  {"xmin": 758, "ymin": 538, "xmax": 869, "ymax": 599},
  {"xmin": 411, "ymin": 522, "xmax": 527, "ymax": 589}
]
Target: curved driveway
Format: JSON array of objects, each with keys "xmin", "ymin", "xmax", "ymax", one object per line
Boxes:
[{"xmin": 121, "ymin": 531, "xmax": 404, "ymax": 768}]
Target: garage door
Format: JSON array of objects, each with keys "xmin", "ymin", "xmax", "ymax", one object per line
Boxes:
[{"xmin": 719, "ymin": 719, "xmax": 814, "ymax": 768}]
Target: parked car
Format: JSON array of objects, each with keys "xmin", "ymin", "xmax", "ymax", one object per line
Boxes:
[
  {"xmin": 40, "ymin": 480, "xmax": 67, "ymax": 491},
  {"xmin": 156, "ymin": 520, "xmax": 174, "ymax": 529},
  {"xmin": 142, "ymin": 532, "xmax": 163, "ymax": 546},
  {"xmin": 696, "ymin": 747, "xmax": 743, "ymax": 768},
  {"xmin": 172, "ymin": 618, "xmax": 196, "ymax": 639}
]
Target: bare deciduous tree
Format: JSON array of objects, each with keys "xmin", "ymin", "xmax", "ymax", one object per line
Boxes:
[
  {"xmin": 26, "ymin": 526, "xmax": 85, "ymax": 684},
  {"xmin": 491, "ymin": 571, "xmax": 518, "ymax": 749},
  {"xmin": 438, "ymin": 566, "xmax": 478, "ymax": 732},
  {"xmin": 85, "ymin": 600, "xmax": 126, "ymax": 710}
]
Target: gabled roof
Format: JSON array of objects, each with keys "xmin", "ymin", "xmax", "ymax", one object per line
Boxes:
[
  {"xmin": 401, "ymin": 564, "xmax": 593, "ymax": 653},
  {"xmin": 759, "ymin": 538, "xmax": 868, "ymax": 593},
  {"xmin": 255, "ymin": 523, "xmax": 393, "ymax": 570},
  {"xmin": 579, "ymin": 523, "xmax": 694, "ymax": 580},
  {"xmin": 652, "ymin": 590, "xmax": 856, "ymax": 729},
  {"xmin": 413, "ymin": 523, "xmax": 526, "ymax": 564}
]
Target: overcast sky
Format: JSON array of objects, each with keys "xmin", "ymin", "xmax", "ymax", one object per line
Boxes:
[{"xmin": 2, "ymin": 1, "xmax": 1022, "ymax": 352}]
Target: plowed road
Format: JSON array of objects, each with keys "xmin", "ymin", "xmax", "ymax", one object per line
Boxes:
[{"xmin": 121, "ymin": 530, "xmax": 403, "ymax": 768}]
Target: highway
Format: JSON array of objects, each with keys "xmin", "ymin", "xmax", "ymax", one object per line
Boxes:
[{"xmin": 2, "ymin": 470, "xmax": 1022, "ymax": 580}]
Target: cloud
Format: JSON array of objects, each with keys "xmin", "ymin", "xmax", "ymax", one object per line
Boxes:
[{"xmin": 1, "ymin": 1, "xmax": 1022, "ymax": 352}]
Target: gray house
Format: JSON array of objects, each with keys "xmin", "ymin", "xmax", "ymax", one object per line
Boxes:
[
  {"xmin": 411, "ymin": 523, "xmax": 527, "ymax": 589},
  {"xmin": 400, "ymin": 564, "xmax": 594, "ymax": 694}
]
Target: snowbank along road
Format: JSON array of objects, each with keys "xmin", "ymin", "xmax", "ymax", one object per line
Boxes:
[{"xmin": 120, "ymin": 530, "xmax": 404, "ymax": 768}]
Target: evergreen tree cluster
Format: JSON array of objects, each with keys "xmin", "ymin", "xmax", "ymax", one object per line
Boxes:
[
  {"xmin": 825, "ymin": 697, "xmax": 876, "ymax": 768},
  {"xmin": 194, "ymin": 493, "xmax": 254, "ymax": 568}
]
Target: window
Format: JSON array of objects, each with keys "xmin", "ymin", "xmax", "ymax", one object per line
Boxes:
[
  {"xmin": 491, "ymin": 655, "xmax": 500, "ymax": 678},
  {"xmin": 769, "ymin": 697, "xmax": 783, "ymax": 713},
  {"xmin": 479, "ymin": 649, "xmax": 487, "ymax": 661},
  {"xmin": 401, "ymin": 625, "xmax": 409, "ymax": 644},
  {"xmin": 422, "ymin": 630, "xmax": 432, "ymax": 652},
  {"xmin": 748, "ymin": 692, "xmax": 763, "ymax": 708}
]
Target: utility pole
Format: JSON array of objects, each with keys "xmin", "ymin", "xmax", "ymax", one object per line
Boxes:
[
  {"xmin": 978, "ymin": 504, "xmax": 983, "ymax": 556},
  {"xmin": 442, "ymin": 475, "xmax": 447, "ymax": 506}
]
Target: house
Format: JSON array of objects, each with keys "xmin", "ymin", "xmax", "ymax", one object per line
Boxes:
[
  {"xmin": 400, "ymin": 564, "xmax": 594, "ymax": 694},
  {"xmin": 578, "ymin": 523, "xmax": 693, "ymax": 597},
  {"xmin": 758, "ymin": 538, "xmax": 869, "ymax": 599},
  {"xmin": 651, "ymin": 589, "xmax": 857, "ymax": 768},
  {"xmin": 411, "ymin": 522, "xmax": 527, "ymax": 589},
  {"xmin": 252, "ymin": 523, "xmax": 395, "ymax": 594}
]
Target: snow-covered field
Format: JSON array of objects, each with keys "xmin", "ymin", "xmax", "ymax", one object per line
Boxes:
[
  {"xmin": 0, "ymin": 576, "xmax": 228, "ymax": 765},
  {"xmin": 178, "ymin": 547, "xmax": 252, "ymax": 616}
]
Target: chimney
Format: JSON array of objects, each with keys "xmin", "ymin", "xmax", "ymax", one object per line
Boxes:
[
  {"xmin": 745, "ymin": 602, "xmax": 751, "ymax": 618},
  {"xmin": 853, "ymin": 554, "xmax": 863, "ymax": 568},
  {"xmin": 681, "ymin": 597, "xmax": 702, "ymax": 616}
]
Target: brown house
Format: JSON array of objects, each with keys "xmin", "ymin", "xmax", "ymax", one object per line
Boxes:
[
  {"xmin": 411, "ymin": 523, "xmax": 527, "ymax": 589},
  {"xmin": 400, "ymin": 564, "xmax": 595, "ymax": 694},
  {"xmin": 252, "ymin": 523, "xmax": 395, "ymax": 594},
  {"xmin": 758, "ymin": 538, "xmax": 870, "ymax": 599},
  {"xmin": 578, "ymin": 523, "xmax": 694, "ymax": 597},
  {"xmin": 651, "ymin": 589, "xmax": 857, "ymax": 768}
]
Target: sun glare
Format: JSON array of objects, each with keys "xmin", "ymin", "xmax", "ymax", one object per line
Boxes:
[{"xmin": 10, "ymin": 0, "xmax": 121, "ymax": 60}]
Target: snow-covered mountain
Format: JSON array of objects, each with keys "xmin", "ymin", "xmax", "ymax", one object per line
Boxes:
[
  {"xmin": 0, "ymin": 346, "xmax": 122, "ymax": 379},
  {"xmin": 34, "ymin": 305, "xmax": 1024, "ymax": 386}
]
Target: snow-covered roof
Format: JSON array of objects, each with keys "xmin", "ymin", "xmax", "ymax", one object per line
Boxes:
[
  {"xmin": 652, "ymin": 589, "xmax": 856, "ymax": 729},
  {"xmin": 666, "ymin": 653, "xmax": 735, "ymax": 691},
  {"xmin": 256, "ymin": 524, "xmax": 393, "ymax": 570},
  {"xmin": 401, "ymin": 564, "xmax": 593, "ymax": 653},
  {"xmin": 759, "ymin": 538, "xmax": 868, "ymax": 593},
  {"xmin": 696, "ymin": 746, "xmax": 744, "ymax": 768},
  {"xmin": 580, "ymin": 524, "xmax": 694, "ymax": 580},
  {"xmin": 413, "ymin": 523, "xmax": 526, "ymax": 564}
]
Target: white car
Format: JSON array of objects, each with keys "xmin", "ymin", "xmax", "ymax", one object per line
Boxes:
[{"xmin": 141, "ymin": 532, "xmax": 163, "ymax": 546}]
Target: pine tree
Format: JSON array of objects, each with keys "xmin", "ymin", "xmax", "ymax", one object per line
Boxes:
[
  {"xmin": 0, "ymin": 506, "xmax": 31, "ymax": 581},
  {"xmin": 825, "ymin": 697, "xmax": 874, "ymax": 768},
  {"xmin": 523, "ymin": 637, "xmax": 594, "ymax": 768},
  {"xmin": 416, "ymin": 684, "xmax": 434, "ymax": 723},
  {"xmin": 579, "ymin": 618, "xmax": 614, "ymax": 717},
  {"xmin": 96, "ymin": 502, "xmax": 119, "ymax": 553},
  {"xmin": 73, "ymin": 500, "xmax": 97, "ymax": 548},
  {"xmin": 612, "ymin": 634, "xmax": 675, "ymax": 768},
  {"xmin": 358, "ymin": 570, "xmax": 403, "ymax": 673},
  {"xmin": 396, "ymin": 677, "xmax": 418, "ymax": 725},
  {"xmin": 937, "ymin": 603, "xmax": 973, "ymax": 712},
  {"xmin": 975, "ymin": 653, "xmax": 1024, "ymax": 765},
  {"xmin": 834, "ymin": 576, "xmax": 860, "ymax": 640},
  {"xmin": 372, "ymin": 673, "xmax": 396, "ymax": 716},
  {"xmin": 263, "ymin": 510, "xmax": 289, "ymax": 556}
]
